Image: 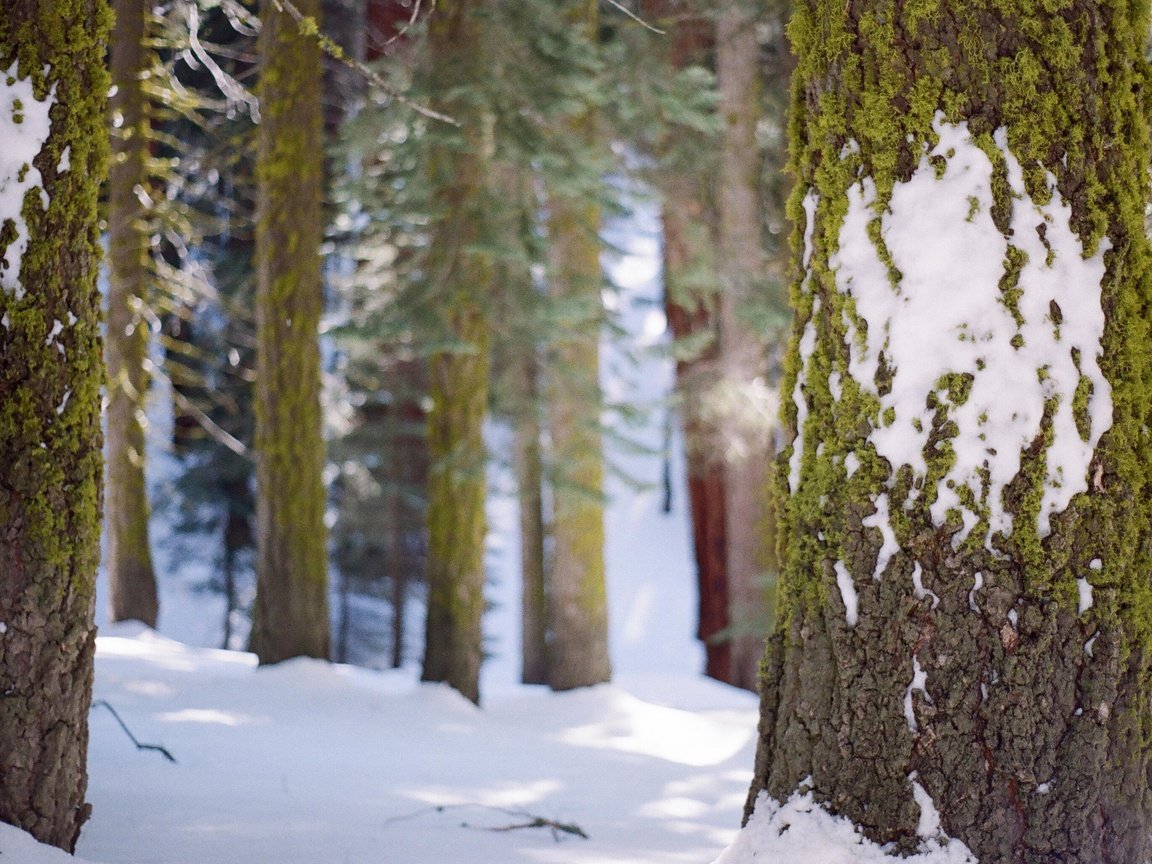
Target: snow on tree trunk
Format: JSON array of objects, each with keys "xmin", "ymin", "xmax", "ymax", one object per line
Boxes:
[
  {"xmin": 249, "ymin": 0, "xmax": 330, "ymax": 664},
  {"xmin": 746, "ymin": 2, "xmax": 1152, "ymax": 861},
  {"xmin": 0, "ymin": 0, "xmax": 110, "ymax": 850},
  {"xmin": 106, "ymin": 0, "xmax": 159, "ymax": 628},
  {"xmin": 419, "ymin": 0, "xmax": 494, "ymax": 706}
]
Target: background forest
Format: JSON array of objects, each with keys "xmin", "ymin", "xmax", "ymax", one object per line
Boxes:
[{"xmin": 95, "ymin": 0, "xmax": 793, "ymax": 699}]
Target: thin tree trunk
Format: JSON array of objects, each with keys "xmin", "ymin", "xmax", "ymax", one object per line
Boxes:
[
  {"xmin": 106, "ymin": 0, "xmax": 160, "ymax": 628},
  {"xmin": 716, "ymin": 5, "xmax": 774, "ymax": 692},
  {"xmin": 249, "ymin": 0, "xmax": 330, "ymax": 664},
  {"xmin": 419, "ymin": 0, "xmax": 494, "ymax": 705},
  {"xmin": 0, "ymin": 1, "xmax": 110, "ymax": 849},
  {"xmin": 515, "ymin": 348, "xmax": 549, "ymax": 685},
  {"xmin": 545, "ymin": 0, "xmax": 611, "ymax": 693},
  {"xmin": 747, "ymin": 2, "xmax": 1152, "ymax": 861}
]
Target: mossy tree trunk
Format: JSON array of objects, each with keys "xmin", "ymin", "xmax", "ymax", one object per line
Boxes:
[
  {"xmin": 249, "ymin": 0, "xmax": 330, "ymax": 664},
  {"xmin": 544, "ymin": 0, "xmax": 611, "ymax": 693},
  {"xmin": 747, "ymin": 2, "xmax": 1152, "ymax": 861},
  {"xmin": 419, "ymin": 0, "xmax": 495, "ymax": 706},
  {"xmin": 0, "ymin": 0, "xmax": 110, "ymax": 850},
  {"xmin": 106, "ymin": 0, "xmax": 159, "ymax": 628},
  {"xmin": 716, "ymin": 4, "xmax": 776, "ymax": 691}
]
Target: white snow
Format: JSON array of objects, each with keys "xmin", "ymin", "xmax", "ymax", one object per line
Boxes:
[
  {"xmin": 862, "ymin": 492, "xmax": 899, "ymax": 580},
  {"xmin": 909, "ymin": 772, "xmax": 943, "ymax": 840},
  {"xmin": 0, "ymin": 62, "xmax": 56, "ymax": 298},
  {"xmin": 1089, "ymin": 558, "xmax": 1102, "ymax": 571},
  {"xmin": 713, "ymin": 791, "xmax": 977, "ymax": 864},
  {"xmin": 1077, "ymin": 577, "xmax": 1094, "ymax": 614},
  {"xmin": 911, "ymin": 561, "xmax": 941, "ymax": 609},
  {"xmin": 834, "ymin": 560, "xmax": 860, "ymax": 627},
  {"xmin": 831, "ymin": 114, "xmax": 1111, "ymax": 551},
  {"xmin": 969, "ymin": 571, "xmax": 984, "ymax": 612},
  {"xmin": 788, "ymin": 296, "xmax": 820, "ymax": 493},
  {"xmin": 904, "ymin": 655, "xmax": 929, "ymax": 733}
]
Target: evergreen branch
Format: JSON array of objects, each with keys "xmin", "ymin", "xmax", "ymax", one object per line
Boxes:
[
  {"xmin": 149, "ymin": 362, "xmax": 252, "ymax": 459},
  {"xmin": 601, "ymin": 0, "xmax": 665, "ymax": 34},
  {"xmin": 91, "ymin": 701, "xmax": 178, "ymax": 763},
  {"xmin": 266, "ymin": 0, "xmax": 460, "ymax": 126}
]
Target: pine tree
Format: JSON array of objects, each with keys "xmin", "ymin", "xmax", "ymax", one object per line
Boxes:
[
  {"xmin": 249, "ymin": 0, "xmax": 330, "ymax": 663},
  {"xmin": 747, "ymin": 2, "xmax": 1152, "ymax": 860},
  {"xmin": 544, "ymin": 0, "xmax": 611, "ymax": 692},
  {"xmin": 418, "ymin": 0, "xmax": 495, "ymax": 705},
  {"xmin": 0, "ymin": 0, "xmax": 110, "ymax": 850},
  {"xmin": 106, "ymin": 0, "xmax": 160, "ymax": 628}
]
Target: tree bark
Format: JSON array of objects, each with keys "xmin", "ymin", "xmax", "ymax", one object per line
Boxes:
[
  {"xmin": 419, "ymin": 0, "xmax": 494, "ymax": 706},
  {"xmin": 0, "ymin": 0, "xmax": 110, "ymax": 850},
  {"xmin": 747, "ymin": 2, "xmax": 1152, "ymax": 861},
  {"xmin": 106, "ymin": 0, "xmax": 159, "ymax": 628},
  {"xmin": 545, "ymin": 0, "xmax": 611, "ymax": 692},
  {"xmin": 249, "ymin": 0, "xmax": 330, "ymax": 664}
]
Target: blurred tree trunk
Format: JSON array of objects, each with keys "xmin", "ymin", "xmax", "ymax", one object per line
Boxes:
[
  {"xmin": 0, "ymin": 0, "xmax": 110, "ymax": 850},
  {"xmin": 515, "ymin": 346, "xmax": 549, "ymax": 685},
  {"xmin": 106, "ymin": 0, "xmax": 160, "ymax": 628},
  {"xmin": 649, "ymin": 0, "xmax": 733, "ymax": 683},
  {"xmin": 545, "ymin": 0, "xmax": 611, "ymax": 692},
  {"xmin": 716, "ymin": 4, "xmax": 775, "ymax": 691},
  {"xmin": 747, "ymin": 1, "xmax": 1152, "ymax": 860},
  {"xmin": 249, "ymin": 0, "xmax": 330, "ymax": 664},
  {"xmin": 420, "ymin": 0, "xmax": 494, "ymax": 705}
]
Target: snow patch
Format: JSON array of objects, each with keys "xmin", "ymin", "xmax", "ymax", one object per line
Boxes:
[
  {"xmin": 713, "ymin": 790, "xmax": 978, "ymax": 864},
  {"xmin": 904, "ymin": 654, "xmax": 929, "ymax": 733},
  {"xmin": 862, "ymin": 492, "xmax": 899, "ymax": 580},
  {"xmin": 1, "ymin": 63, "xmax": 56, "ymax": 298},
  {"xmin": 968, "ymin": 571, "xmax": 984, "ymax": 612},
  {"xmin": 834, "ymin": 560, "xmax": 859, "ymax": 627},
  {"xmin": 1089, "ymin": 558, "xmax": 1102, "ymax": 571},
  {"xmin": 831, "ymin": 114, "xmax": 1112, "ymax": 551},
  {"xmin": 1077, "ymin": 577, "xmax": 1094, "ymax": 614},
  {"xmin": 788, "ymin": 296, "xmax": 821, "ymax": 493},
  {"xmin": 909, "ymin": 772, "xmax": 944, "ymax": 841},
  {"xmin": 911, "ymin": 561, "xmax": 941, "ymax": 608}
]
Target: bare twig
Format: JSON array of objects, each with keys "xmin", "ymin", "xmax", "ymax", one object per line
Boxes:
[
  {"xmin": 602, "ymin": 0, "xmax": 665, "ymax": 34},
  {"xmin": 146, "ymin": 361, "xmax": 252, "ymax": 459},
  {"xmin": 91, "ymin": 700, "xmax": 178, "ymax": 764},
  {"xmin": 382, "ymin": 0, "xmax": 428, "ymax": 47},
  {"xmin": 382, "ymin": 804, "xmax": 589, "ymax": 843}
]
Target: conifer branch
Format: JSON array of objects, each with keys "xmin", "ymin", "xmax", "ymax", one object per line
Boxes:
[{"xmin": 602, "ymin": 0, "xmax": 665, "ymax": 34}]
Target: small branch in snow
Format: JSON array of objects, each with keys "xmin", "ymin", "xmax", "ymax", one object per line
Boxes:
[
  {"xmin": 382, "ymin": 804, "xmax": 589, "ymax": 842},
  {"xmin": 91, "ymin": 700, "xmax": 178, "ymax": 764}
]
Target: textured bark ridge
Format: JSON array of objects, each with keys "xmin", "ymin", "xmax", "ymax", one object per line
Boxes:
[
  {"xmin": 106, "ymin": 0, "xmax": 159, "ymax": 628},
  {"xmin": 747, "ymin": 2, "xmax": 1152, "ymax": 862},
  {"xmin": 0, "ymin": 0, "xmax": 110, "ymax": 850},
  {"xmin": 249, "ymin": 0, "xmax": 330, "ymax": 664}
]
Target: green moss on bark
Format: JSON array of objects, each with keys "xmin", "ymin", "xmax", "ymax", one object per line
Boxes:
[
  {"xmin": 753, "ymin": 1, "xmax": 1152, "ymax": 860},
  {"xmin": 0, "ymin": 0, "xmax": 111, "ymax": 851}
]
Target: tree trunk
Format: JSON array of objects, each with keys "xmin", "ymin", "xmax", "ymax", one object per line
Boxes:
[
  {"xmin": 419, "ymin": 0, "xmax": 494, "ymax": 706},
  {"xmin": 249, "ymin": 0, "xmax": 330, "ymax": 664},
  {"xmin": 716, "ymin": 5, "xmax": 776, "ymax": 692},
  {"xmin": 747, "ymin": 2, "xmax": 1152, "ymax": 861},
  {"xmin": 106, "ymin": 0, "xmax": 159, "ymax": 628},
  {"xmin": 0, "ymin": 1, "xmax": 110, "ymax": 850},
  {"xmin": 515, "ymin": 347, "xmax": 549, "ymax": 685},
  {"xmin": 545, "ymin": 0, "xmax": 611, "ymax": 692}
]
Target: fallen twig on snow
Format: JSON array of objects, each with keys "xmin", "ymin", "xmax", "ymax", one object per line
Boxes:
[
  {"xmin": 382, "ymin": 803, "xmax": 589, "ymax": 842},
  {"xmin": 91, "ymin": 700, "xmax": 178, "ymax": 763}
]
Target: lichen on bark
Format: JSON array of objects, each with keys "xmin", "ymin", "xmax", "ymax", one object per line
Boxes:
[
  {"xmin": 0, "ymin": 0, "xmax": 110, "ymax": 850},
  {"xmin": 748, "ymin": 2, "xmax": 1152, "ymax": 861}
]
